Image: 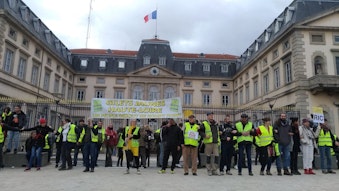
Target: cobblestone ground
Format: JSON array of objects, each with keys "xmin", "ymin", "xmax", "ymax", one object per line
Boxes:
[{"xmin": 1, "ymin": 155, "xmax": 339, "ymax": 191}]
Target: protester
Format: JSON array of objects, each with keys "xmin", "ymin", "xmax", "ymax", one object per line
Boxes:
[
  {"xmin": 73, "ymin": 120, "xmax": 85, "ymax": 167},
  {"xmin": 116, "ymin": 127, "xmax": 124, "ymax": 167},
  {"xmin": 123, "ymin": 119, "xmax": 141, "ymax": 175},
  {"xmin": 139, "ymin": 125, "xmax": 148, "ymax": 168},
  {"xmin": 317, "ymin": 119, "xmax": 336, "ymax": 174},
  {"xmin": 95, "ymin": 121, "xmax": 105, "ymax": 166},
  {"xmin": 0, "ymin": 118, "xmax": 19, "ymax": 168},
  {"xmin": 290, "ymin": 117, "xmax": 301, "ymax": 175},
  {"xmin": 105, "ymin": 123, "xmax": 117, "ymax": 167},
  {"xmin": 25, "ymin": 132, "xmax": 35, "ymax": 164},
  {"xmin": 5, "ymin": 105, "xmax": 26, "ymax": 154},
  {"xmin": 23, "ymin": 118, "xmax": 54, "ymax": 171},
  {"xmin": 57, "ymin": 119, "xmax": 77, "ymax": 171},
  {"xmin": 219, "ymin": 115, "xmax": 236, "ymax": 175},
  {"xmin": 54, "ymin": 121, "xmax": 63, "ymax": 168},
  {"xmin": 182, "ymin": 115, "xmax": 199, "ymax": 176}
]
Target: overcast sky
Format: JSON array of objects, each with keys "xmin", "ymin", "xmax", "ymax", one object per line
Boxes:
[{"xmin": 23, "ymin": 0, "xmax": 292, "ymax": 56}]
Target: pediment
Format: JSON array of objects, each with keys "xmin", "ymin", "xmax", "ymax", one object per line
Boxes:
[
  {"xmin": 127, "ymin": 64, "xmax": 182, "ymax": 78},
  {"xmin": 300, "ymin": 11, "xmax": 339, "ymax": 27}
]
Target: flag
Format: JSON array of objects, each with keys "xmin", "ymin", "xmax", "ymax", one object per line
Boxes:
[{"xmin": 144, "ymin": 10, "xmax": 157, "ymax": 23}]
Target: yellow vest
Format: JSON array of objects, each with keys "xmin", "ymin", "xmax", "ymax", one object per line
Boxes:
[
  {"xmin": 235, "ymin": 121, "xmax": 253, "ymax": 143},
  {"xmin": 318, "ymin": 129, "xmax": 332, "ymax": 147},
  {"xmin": 116, "ymin": 133, "xmax": 124, "ymax": 148},
  {"xmin": 79, "ymin": 125, "xmax": 98, "ymax": 143},
  {"xmin": 184, "ymin": 122, "xmax": 199, "ymax": 147},
  {"xmin": 0, "ymin": 125, "xmax": 4, "ymax": 143},
  {"xmin": 95, "ymin": 125, "xmax": 105, "ymax": 143},
  {"xmin": 66, "ymin": 124, "xmax": 77, "ymax": 143},
  {"xmin": 125, "ymin": 126, "xmax": 140, "ymax": 147},
  {"xmin": 257, "ymin": 125, "xmax": 274, "ymax": 147},
  {"xmin": 202, "ymin": 121, "xmax": 220, "ymax": 144},
  {"xmin": 43, "ymin": 134, "xmax": 50, "ymax": 149},
  {"xmin": 55, "ymin": 126, "xmax": 63, "ymax": 143},
  {"xmin": 1, "ymin": 112, "xmax": 11, "ymax": 121}
]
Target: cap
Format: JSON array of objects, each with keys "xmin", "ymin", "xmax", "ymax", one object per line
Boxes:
[
  {"xmin": 188, "ymin": 114, "xmax": 195, "ymax": 118},
  {"xmin": 206, "ymin": 112, "xmax": 214, "ymax": 116},
  {"xmin": 302, "ymin": 118, "xmax": 309, "ymax": 123},
  {"xmin": 241, "ymin": 113, "xmax": 248, "ymax": 118},
  {"xmin": 39, "ymin": 118, "xmax": 46, "ymax": 124}
]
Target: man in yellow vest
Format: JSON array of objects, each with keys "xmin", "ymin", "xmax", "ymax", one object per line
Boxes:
[
  {"xmin": 235, "ymin": 113, "xmax": 255, "ymax": 176},
  {"xmin": 199, "ymin": 112, "xmax": 220, "ymax": 176},
  {"xmin": 182, "ymin": 115, "xmax": 199, "ymax": 176},
  {"xmin": 58, "ymin": 119, "xmax": 78, "ymax": 171},
  {"xmin": 94, "ymin": 121, "xmax": 105, "ymax": 166},
  {"xmin": 123, "ymin": 119, "xmax": 141, "ymax": 175},
  {"xmin": 318, "ymin": 119, "xmax": 336, "ymax": 174}
]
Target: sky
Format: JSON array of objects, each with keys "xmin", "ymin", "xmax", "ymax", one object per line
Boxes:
[{"xmin": 23, "ymin": 0, "xmax": 292, "ymax": 56}]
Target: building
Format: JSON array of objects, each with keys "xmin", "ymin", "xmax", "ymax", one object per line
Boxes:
[{"xmin": 0, "ymin": 0, "xmax": 339, "ymax": 132}]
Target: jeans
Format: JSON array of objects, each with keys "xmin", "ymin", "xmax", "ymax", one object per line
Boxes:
[
  {"xmin": 61, "ymin": 142, "xmax": 75, "ymax": 168},
  {"xmin": 319, "ymin": 146, "xmax": 332, "ymax": 170},
  {"xmin": 73, "ymin": 144, "xmax": 82, "ymax": 166},
  {"xmin": 6, "ymin": 131, "xmax": 20, "ymax": 151},
  {"xmin": 105, "ymin": 145, "xmax": 114, "ymax": 167},
  {"xmin": 238, "ymin": 142, "xmax": 252, "ymax": 173},
  {"xmin": 83, "ymin": 142, "xmax": 97, "ymax": 169},
  {"xmin": 28, "ymin": 146, "xmax": 42, "ymax": 168},
  {"xmin": 220, "ymin": 141, "xmax": 234, "ymax": 172},
  {"xmin": 0, "ymin": 143, "xmax": 4, "ymax": 167},
  {"xmin": 276, "ymin": 144, "xmax": 291, "ymax": 170},
  {"xmin": 157, "ymin": 142, "xmax": 164, "ymax": 167}
]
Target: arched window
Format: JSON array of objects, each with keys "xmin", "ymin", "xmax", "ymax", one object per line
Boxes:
[
  {"xmin": 133, "ymin": 86, "xmax": 143, "ymax": 100},
  {"xmin": 314, "ymin": 56, "xmax": 324, "ymax": 75},
  {"xmin": 149, "ymin": 86, "xmax": 159, "ymax": 100},
  {"xmin": 164, "ymin": 86, "xmax": 175, "ymax": 99}
]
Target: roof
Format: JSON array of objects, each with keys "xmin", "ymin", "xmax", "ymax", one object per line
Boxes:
[{"xmin": 70, "ymin": 48, "xmax": 238, "ymax": 60}]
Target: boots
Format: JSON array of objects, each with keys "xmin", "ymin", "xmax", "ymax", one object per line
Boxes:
[
  {"xmin": 277, "ymin": 169, "xmax": 282, "ymax": 176},
  {"xmin": 283, "ymin": 169, "xmax": 292, "ymax": 175},
  {"xmin": 304, "ymin": 169, "xmax": 309, "ymax": 174},
  {"xmin": 308, "ymin": 168, "xmax": 315, "ymax": 175}
]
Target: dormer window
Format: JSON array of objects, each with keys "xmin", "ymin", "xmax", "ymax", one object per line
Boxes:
[
  {"xmin": 221, "ymin": 64, "xmax": 228, "ymax": 73},
  {"xmin": 45, "ymin": 30, "xmax": 51, "ymax": 44},
  {"xmin": 20, "ymin": 6, "xmax": 29, "ymax": 22},
  {"xmin": 81, "ymin": 59, "xmax": 88, "ymax": 68},
  {"xmin": 274, "ymin": 18, "xmax": 284, "ymax": 33},
  {"xmin": 285, "ymin": 7, "xmax": 295, "ymax": 24},
  {"xmin": 143, "ymin": 56, "xmax": 150, "ymax": 65},
  {"xmin": 203, "ymin": 63, "xmax": 210, "ymax": 72},
  {"xmin": 118, "ymin": 61, "xmax": 125, "ymax": 69},
  {"xmin": 99, "ymin": 60, "xmax": 106, "ymax": 68},
  {"xmin": 159, "ymin": 56, "xmax": 166, "ymax": 66},
  {"xmin": 255, "ymin": 39, "xmax": 262, "ymax": 51},
  {"xmin": 184, "ymin": 62, "xmax": 192, "ymax": 71},
  {"xmin": 265, "ymin": 29, "xmax": 271, "ymax": 42},
  {"xmin": 33, "ymin": 18, "xmax": 40, "ymax": 32}
]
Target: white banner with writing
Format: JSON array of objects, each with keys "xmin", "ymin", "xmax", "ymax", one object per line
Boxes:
[{"xmin": 91, "ymin": 97, "xmax": 182, "ymax": 119}]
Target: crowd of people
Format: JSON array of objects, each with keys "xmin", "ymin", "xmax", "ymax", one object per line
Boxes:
[{"xmin": 1, "ymin": 105, "xmax": 339, "ymax": 176}]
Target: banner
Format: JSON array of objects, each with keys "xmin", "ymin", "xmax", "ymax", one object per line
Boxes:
[
  {"xmin": 91, "ymin": 97, "xmax": 182, "ymax": 119},
  {"xmin": 312, "ymin": 107, "xmax": 324, "ymax": 123}
]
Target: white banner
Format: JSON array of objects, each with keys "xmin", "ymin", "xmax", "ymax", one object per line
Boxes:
[
  {"xmin": 91, "ymin": 97, "xmax": 183, "ymax": 119},
  {"xmin": 312, "ymin": 107, "xmax": 324, "ymax": 123}
]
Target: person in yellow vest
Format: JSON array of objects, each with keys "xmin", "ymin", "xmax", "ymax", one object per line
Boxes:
[
  {"xmin": 78, "ymin": 119, "xmax": 98, "ymax": 172},
  {"xmin": 199, "ymin": 112, "xmax": 220, "ymax": 176},
  {"xmin": 57, "ymin": 119, "xmax": 78, "ymax": 171},
  {"xmin": 0, "ymin": 118, "xmax": 19, "ymax": 168},
  {"xmin": 123, "ymin": 119, "xmax": 141, "ymax": 175},
  {"xmin": 42, "ymin": 133, "xmax": 52, "ymax": 164},
  {"xmin": 1, "ymin": 107, "xmax": 12, "ymax": 143},
  {"xmin": 234, "ymin": 113, "xmax": 255, "ymax": 176},
  {"xmin": 54, "ymin": 122, "xmax": 63, "ymax": 168},
  {"xmin": 182, "ymin": 115, "xmax": 200, "ymax": 176},
  {"xmin": 255, "ymin": 117, "xmax": 275, "ymax": 175},
  {"xmin": 94, "ymin": 121, "xmax": 105, "ymax": 166},
  {"xmin": 116, "ymin": 127, "xmax": 125, "ymax": 167},
  {"xmin": 317, "ymin": 119, "xmax": 336, "ymax": 174}
]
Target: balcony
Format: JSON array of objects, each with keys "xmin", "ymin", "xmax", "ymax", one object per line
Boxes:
[{"xmin": 308, "ymin": 75, "xmax": 339, "ymax": 94}]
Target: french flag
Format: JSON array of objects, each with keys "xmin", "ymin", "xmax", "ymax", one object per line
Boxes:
[{"xmin": 144, "ymin": 10, "xmax": 157, "ymax": 23}]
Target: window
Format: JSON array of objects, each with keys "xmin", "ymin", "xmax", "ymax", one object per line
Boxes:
[
  {"xmin": 283, "ymin": 40, "xmax": 290, "ymax": 51},
  {"xmin": 203, "ymin": 93, "xmax": 211, "ymax": 106},
  {"xmin": 264, "ymin": 29, "xmax": 271, "ymax": 42},
  {"xmin": 114, "ymin": 90, "xmax": 124, "ymax": 99},
  {"xmin": 77, "ymin": 90, "xmax": 85, "ymax": 101},
  {"xmin": 31, "ymin": 65, "xmax": 39, "ymax": 85},
  {"xmin": 22, "ymin": 38, "xmax": 29, "ymax": 48},
  {"xmin": 221, "ymin": 64, "xmax": 228, "ymax": 73},
  {"xmin": 116, "ymin": 78, "xmax": 124, "ymax": 85},
  {"xmin": 274, "ymin": 18, "xmax": 283, "ymax": 33},
  {"xmin": 3, "ymin": 48, "xmax": 14, "ymax": 73},
  {"xmin": 245, "ymin": 85, "xmax": 250, "ymax": 102},
  {"xmin": 78, "ymin": 77, "xmax": 86, "ymax": 83},
  {"xmin": 33, "ymin": 18, "xmax": 40, "ymax": 32},
  {"xmin": 285, "ymin": 61, "xmax": 292, "ymax": 83},
  {"xmin": 8, "ymin": 28, "xmax": 17, "ymax": 40},
  {"xmin": 222, "ymin": 95, "xmax": 229, "ymax": 106},
  {"xmin": 164, "ymin": 86, "xmax": 175, "ymax": 99},
  {"xmin": 149, "ymin": 86, "xmax": 159, "ymax": 100},
  {"xmin": 17, "ymin": 57, "xmax": 26, "ymax": 79},
  {"xmin": 133, "ymin": 86, "xmax": 143, "ymax": 100},
  {"xmin": 67, "ymin": 86, "xmax": 72, "ymax": 100},
  {"xmin": 63, "ymin": 70, "xmax": 67, "ymax": 78},
  {"xmin": 262, "ymin": 58, "xmax": 268, "ymax": 67},
  {"xmin": 99, "ymin": 60, "xmax": 106, "ymax": 68},
  {"xmin": 203, "ymin": 81, "xmax": 210, "ymax": 88},
  {"xmin": 285, "ymin": 7, "xmax": 295, "ymax": 23},
  {"xmin": 54, "ymin": 78, "xmax": 60, "ymax": 93},
  {"xmin": 184, "ymin": 93, "xmax": 192, "ymax": 106},
  {"xmin": 253, "ymin": 65, "xmax": 258, "ymax": 74},
  {"xmin": 202, "ymin": 63, "xmax": 210, "ymax": 72},
  {"xmin": 253, "ymin": 79, "xmax": 259, "ymax": 98},
  {"xmin": 80, "ymin": 59, "xmax": 88, "ymax": 68},
  {"xmin": 96, "ymin": 77, "xmax": 105, "ymax": 84},
  {"xmin": 159, "ymin": 56, "xmax": 166, "ymax": 66},
  {"xmin": 234, "ymin": 92, "xmax": 238, "ymax": 106},
  {"xmin": 56, "ymin": 65, "xmax": 60, "ymax": 72},
  {"xmin": 61, "ymin": 82, "xmax": 66, "ymax": 98},
  {"xmin": 274, "ymin": 67, "xmax": 280, "ymax": 89},
  {"xmin": 35, "ymin": 48, "xmax": 41, "ymax": 57},
  {"xmin": 95, "ymin": 90, "xmax": 104, "ymax": 98},
  {"xmin": 184, "ymin": 81, "xmax": 192, "ymax": 87},
  {"xmin": 263, "ymin": 73, "xmax": 269, "ymax": 94},
  {"xmin": 314, "ymin": 56, "xmax": 325, "ymax": 75},
  {"xmin": 118, "ymin": 61, "xmax": 125, "ymax": 69},
  {"xmin": 272, "ymin": 49, "xmax": 279, "ymax": 59},
  {"xmin": 334, "ymin": 35, "xmax": 339, "ymax": 44},
  {"xmin": 311, "ymin": 33, "xmax": 325, "ymax": 44},
  {"xmin": 43, "ymin": 72, "xmax": 50, "ymax": 91},
  {"xmin": 184, "ymin": 62, "xmax": 192, "ymax": 71},
  {"xmin": 239, "ymin": 89, "xmax": 243, "ymax": 105},
  {"xmin": 47, "ymin": 57, "xmax": 52, "ymax": 66},
  {"xmin": 143, "ymin": 56, "xmax": 150, "ymax": 65},
  {"xmin": 222, "ymin": 82, "xmax": 228, "ymax": 88}
]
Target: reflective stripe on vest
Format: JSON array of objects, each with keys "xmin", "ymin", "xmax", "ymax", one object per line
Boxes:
[
  {"xmin": 235, "ymin": 122, "xmax": 253, "ymax": 143},
  {"xmin": 258, "ymin": 125, "xmax": 274, "ymax": 147},
  {"xmin": 184, "ymin": 122, "xmax": 199, "ymax": 147},
  {"xmin": 43, "ymin": 134, "xmax": 50, "ymax": 149},
  {"xmin": 318, "ymin": 129, "xmax": 333, "ymax": 147},
  {"xmin": 0, "ymin": 125, "xmax": 4, "ymax": 143}
]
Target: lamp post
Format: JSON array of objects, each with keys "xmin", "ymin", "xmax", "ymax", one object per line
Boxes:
[
  {"xmin": 54, "ymin": 100, "xmax": 60, "ymax": 129},
  {"xmin": 266, "ymin": 98, "xmax": 277, "ymax": 124}
]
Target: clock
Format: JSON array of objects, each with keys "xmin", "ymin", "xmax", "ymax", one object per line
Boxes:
[{"xmin": 150, "ymin": 67, "xmax": 159, "ymax": 76}]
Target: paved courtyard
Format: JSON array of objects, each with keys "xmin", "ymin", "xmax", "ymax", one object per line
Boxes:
[{"xmin": 1, "ymin": 155, "xmax": 339, "ymax": 191}]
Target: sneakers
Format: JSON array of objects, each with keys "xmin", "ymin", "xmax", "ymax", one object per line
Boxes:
[
  {"xmin": 260, "ymin": 171, "xmax": 264, "ymax": 176},
  {"xmin": 137, "ymin": 169, "xmax": 141, "ymax": 175},
  {"xmin": 284, "ymin": 169, "xmax": 292, "ymax": 176},
  {"xmin": 175, "ymin": 164, "xmax": 182, "ymax": 168},
  {"xmin": 184, "ymin": 172, "xmax": 189, "ymax": 175},
  {"xmin": 249, "ymin": 172, "xmax": 254, "ymax": 176},
  {"xmin": 192, "ymin": 173, "xmax": 198, "ymax": 176},
  {"xmin": 308, "ymin": 168, "xmax": 316, "ymax": 175},
  {"xmin": 170, "ymin": 170, "xmax": 175, "ymax": 174},
  {"xmin": 328, "ymin": 170, "xmax": 336, "ymax": 174},
  {"xmin": 158, "ymin": 169, "xmax": 166, "ymax": 174},
  {"xmin": 266, "ymin": 171, "xmax": 272, "ymax": 176},
  {"xmin": 83, "ymin": 168, "xmax": 89, "ymax": 172},
  {"xmin": 24, "ymin": 168, "xmax": 31, "ymax": 171},
  {"xmin": 124, "ymin": 169, "xmax": 130, "ymax": 174},
  {"xmin": 226, "ymin": 170, "xmax": 232, "ymax": 175}
]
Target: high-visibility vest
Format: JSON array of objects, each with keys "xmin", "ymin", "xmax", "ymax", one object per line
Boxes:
[
  {"xmin": 94, "ymin": 125, "xmax": 105, "ymax": 143},
  {"xmin": 257, "ymin": 125, "xmax": 274, "ymax": 147},
  {"xmin": 318, "ymin": 129, "xmax": 333, "ymax": 147},
  {"xmin": 66, "ymin": 124, "xmax": 77, "ymax": 143},
  {"xmin": 55, "ymin": 126, "xmax": 63, "ymax": 143},
  {"xmin": 202, "ymin": 121, "xmax": 220, "ymax": 144},
  {"xmin": 43, "ymin": 134, "xmax": 50, "ymax": 149},
  {"xmin": 184, "ymin": 122, "xmax": 199, "ymax": 147},
  {"xmin": 1, "ymin": 112, "xmax": 11, "ymax": 121},
  {"xmin": 116, "ymin": 133, "xmax": 124, "ymax": 148},
  {"xmin": 235, "ymin": 121, "xmax": 253, "ymax": 143},
  {"xmin": 0, "ymin": 125, "xmax": 4, "ymax": 143},
  {"xmin": 79, "ymin": 125, "xmax": 98, "ymax": 143},
  {"xmin": 125, "ymin": 126, "xmax": 140, "ymax": 147}
]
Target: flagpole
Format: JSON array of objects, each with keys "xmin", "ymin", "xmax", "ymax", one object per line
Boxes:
[{"xmin": 155, "ymin": 3, "xmax": 158, "ymax": 38}]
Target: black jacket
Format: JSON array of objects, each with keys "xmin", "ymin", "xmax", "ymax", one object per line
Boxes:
[
  {"xmin": 161, "ymin": 124, "xmax": 183, "ymax": 147},
  {"xmin": 23, "ymin": 125, "xmax": 54, "ymax": 147},
  {"xmin": 9, "ymin": 111, "xmax": 27, "ymax": 129}
]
